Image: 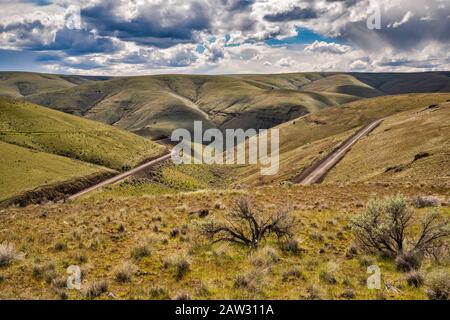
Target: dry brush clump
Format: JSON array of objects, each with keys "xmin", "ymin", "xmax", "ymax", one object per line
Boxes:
[
  {"xmin": 0, "ymin": 242, "xmax": 23, "ymax": 267},
  {"xmin": 201, "ymin": 199, "xmax": 295, "ymax": 249},
  {"xmin": 114, "ymin": 262, "xmax": 138, "ymax": 283},
  {"xmin": 83, "ymin": 279, "xmax": 108, "ymax": 299},
  {"xmin": 351, "ymin": 195, "xmax": 450, "ymax": 271},
  {"xmin": 410, "ymin": 195, "xmax": 441, "ymax": 208},
  {"xmin": 425, "ymin": 269, "xmax": 450, "ymax": 300}
]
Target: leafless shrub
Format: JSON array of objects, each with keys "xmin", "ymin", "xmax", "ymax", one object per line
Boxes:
[
  {"xmin": 83, "ymin": 280, "xmax": 108, "ymax": 299},
  {"xmin": 202, "ymin": 199, "xmax": 295, "ymax": 249},
  {"xmin": 426, "ymin": 270, "xmax": 450, "ymax": 300},
  {"xmin": 351, "ymin": 195, "xmax": 450, "ymax": 271},
  {"xmin": 0, "ymin": 242, "xmax": 23, "ymax": 267}
]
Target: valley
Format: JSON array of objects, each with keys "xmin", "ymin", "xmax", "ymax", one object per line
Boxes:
[{"xmin": 0, "ymin": 71, "xmax": 449, "ymax": 301}]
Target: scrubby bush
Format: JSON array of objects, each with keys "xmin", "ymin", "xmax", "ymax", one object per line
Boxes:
[
  {"xmin": 202, "ymin": 198, "xmax": 295, "ymax": 249},
  {"xmin": 406, "ymin": 272, "xmax": 424, "ymax": 288},
  {"xmin": 345, "ymin": 245, "xmax": 358, "ymax": 259},
  {"xmin": 234, "ymin": 273, "xmax": 257, "ymax": 291},
  {"xmin": 170, "ymin": 228, "xmax": 180, "ymax": 238},
  {"xmin": 319, "ymin": 271, "xmax": 337, "ymax": 285},
  {"xmin": 173, "ymin": 291, "xmax": 191, "ymax": 300},
  {"xmin": 114, "ymin": 262, "xmax": 138, "ymax": 283},
  {"xmin": 249, "ymin": 246, "xmax": 280, "ymax": 267},
  {"xmin": 149, "ymin": 286, "xmax": 169, "ymax": 299},
  {"xmin": 426, "ymin": 270, "xmax": 450, "ymax": 300},
  {"xmin": 175, "ymin": 258, "xmax": 190, "ymax": 281},
  {"xmin": 0, "ymin": 242, "xmax": 23, "ymax": 267},
  {"xmin": 282, "ymin": 269, "xmax": 304, "ymax": 282},
  {"xmin": 306, "ymin": 285, "xmax": 321, "ymax": 300},
  {"xmin": 411, "ymin": 195, "xmax": 441, "ymax": 208},
  {"xmin": 340, "ymin": 288, "xmax": 356, "ymax": 299},
  {"xmin": 131, "ymin": 243, "xmax": 151, "ymax": 261},
  {"xmin": 32, "ymin": 262, "xmax": 57, "ymax": 284},
  {"xmin": 54, "ymin": 240, "xmax": 67, "ymax": 251},
  {"xmin": 351, "ymin": 195, "xmax": 450, "ymax": 271},
  {"xmin": 280, "ymin": 238, "xmax": 303, "ymax": 255},
  {"xmin": 83, "ymin": 280, "xmax": 108, "ymax": 299}
]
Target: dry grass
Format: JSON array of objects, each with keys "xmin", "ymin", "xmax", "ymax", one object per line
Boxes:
[{"xmin": 0, "ymin": 184, "xmax": 448, "ymax": 300}]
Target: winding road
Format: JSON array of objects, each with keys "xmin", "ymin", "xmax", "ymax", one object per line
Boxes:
[{"xmin": 294, "ymin": 119, "xmax": 383, "ymax": 185}]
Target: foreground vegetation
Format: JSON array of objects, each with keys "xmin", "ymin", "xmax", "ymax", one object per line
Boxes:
[{"xmin": 0, "ymin": 184, "xmax": 448, "ymax": 300}]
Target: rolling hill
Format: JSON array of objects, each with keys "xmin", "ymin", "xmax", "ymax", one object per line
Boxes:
[
  {"xmin": 12, "ymin": 71, "xmax": 448, "ymax": 140},
  {"xmin": 0, "ymin": 72, "xmax": 109, "ymax": 98},
  {"xmin": 24, "ymin": 74, "xmax": 358, "ymax": 139},
  {"xmin": 323, "ymin": 101, "xmax": 450, "ymax": 186},
  {"xmin": 233, "ymin": 93, "xmax": 450, "ymax": 186},
  {"xmin": 0, "ymin": 98, "xmax": 165, "ymax": 203}
]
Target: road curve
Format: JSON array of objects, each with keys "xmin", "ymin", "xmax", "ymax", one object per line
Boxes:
[
  {"xmin": 295, "ymin": 119, "xmax": 383, "ymax": 185},
  {"xmin": 68, "ymin": 152, "xmax": 172, "ymax": 201}
]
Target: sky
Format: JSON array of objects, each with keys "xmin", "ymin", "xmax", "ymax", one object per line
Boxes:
[{"xmin": 0, "ymin": 0, "xmax": 449, "ymax": 75}]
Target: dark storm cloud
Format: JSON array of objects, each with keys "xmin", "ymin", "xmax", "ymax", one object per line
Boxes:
[
  {"xmin": 0, "ymin": 19, "xmax": 118, "ymax": 55},
  {"xmin": 33, "ymin": 28, "xmax": 118, "ymax": 55},
  {"xmin": 81, "ymin": 1, "xmax": 212, "ymax": 48},
  {"xmin": 264, "ymin": 6, "xmax": 318, "ymax": 22}
]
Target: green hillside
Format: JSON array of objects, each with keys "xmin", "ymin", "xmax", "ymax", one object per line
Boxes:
[
  {"xmin": 0, "ymin": 72, "xmax": 109, "ymax": 98},
  {"xmin": 18, "ymin": 71, "xmax": 449, "ymax": 140},
  {"xmin": 25, "ymin": 74, "xmax": 358, "ymax": 139},
  {"xmin": 0, "ymin": 98, "xmax": 165, "ymax": 171},
  {"xmin": 0, "ymin": 140, "xmax": 110, "ymax": 202}
]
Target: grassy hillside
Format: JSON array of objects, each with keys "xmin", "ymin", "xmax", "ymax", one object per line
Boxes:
[
  {"xmin": 234, "ymin": 93, "xmax": 450, "ymax": 185},
  {"xmin": 0, "ymin": 141, "xmax": 110, "ymax": 202},
  {"xmin": 324, "ymin": 102, "xmax": 450, "ymax": 185},
  {"xmin": 25, "ymin": 74, "xmax": 358, "ymax": 139},
  {"xmin": 20, "ymin": 71, "xmax": 449, "ymax": 140},
  {"xmin": 352, "ymin": 72, "xmax": 450, "ymax": 95},
  {"xmin": 0, "ymin": 98, "xmax": 165, "ymax": 171},
  {"xmin": 0, "ymin": 72, "xmax": 109, "ymax": 98},
  {"xmin": 300, "ymin": 74, "xmax": 384, "ymax": 98}
]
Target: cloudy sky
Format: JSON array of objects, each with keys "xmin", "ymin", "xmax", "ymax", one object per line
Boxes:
[{"xmin": 0, "ymin": 0, "xmax": 449, "ymax": 75}]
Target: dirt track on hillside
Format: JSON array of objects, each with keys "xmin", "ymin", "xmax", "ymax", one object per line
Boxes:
[
  {"xmin": 68, "ymin": 152, "xmax": 172, "ymax": 200},
  {"xmin": 293, "ymin": 119, "xmax": 383, "ymax": 185}
]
